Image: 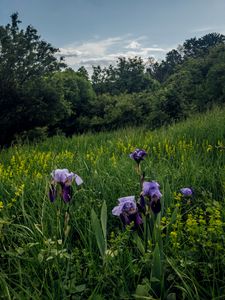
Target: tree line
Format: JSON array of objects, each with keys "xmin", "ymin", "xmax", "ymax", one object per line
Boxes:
[{"xmin": 1, "ymin": 13, "xmax": 225, "ymax": 146}]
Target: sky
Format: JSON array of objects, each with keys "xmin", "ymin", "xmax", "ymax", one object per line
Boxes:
[{"xmin": 1, "ymin": 0, "xmax": 225, "ymax": 75}]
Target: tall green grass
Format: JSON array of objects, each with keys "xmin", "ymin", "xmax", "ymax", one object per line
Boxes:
[{"xmin": 0, "ymin": 106, "xmax": 225, "ymax": 299}]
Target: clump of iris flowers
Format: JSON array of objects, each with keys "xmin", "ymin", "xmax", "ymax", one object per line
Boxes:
[
  {"xmin": 49, "ymin": 169, "xmax": 83, "ymax": 203},
  {"xmin": 180, "ymin": 187, "xmax": 193, "ymax": 197},
  {"xmin": 129, "ymin": 149, "xmax": 147, "ymax": 164},
  {"xmin": 141, "ymin": 181, "xmax": 162, "ymax": 214},
  {"xmin": 112, "ymin": 196, "xmax": 143, "ymax": 229}
]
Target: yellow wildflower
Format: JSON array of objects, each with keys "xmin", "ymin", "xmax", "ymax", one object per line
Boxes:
[{"xmin": 0, "ymin": 201, "xmax": 4, "ymax": 210}]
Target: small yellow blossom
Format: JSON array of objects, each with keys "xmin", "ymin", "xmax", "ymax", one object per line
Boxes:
[
  {"xmin": 0, "ymin": 201, "xmax": 4, "ymax": 210},
  {"xmin": 170, "ymin": 231, "xmax": 177, "ymax": 238},
  {"xmin": 207, "ymin": 145, "xmax": 213, "ymax": 152}
]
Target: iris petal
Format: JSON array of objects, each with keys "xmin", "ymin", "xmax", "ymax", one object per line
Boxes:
[
  {"xmin": 120, "ymin": 214, "xmax": 130, "ymax": 226},
  {"xmin": 139, "ymin": 194, "xmax": 146, "ymax": 212},
  {"xmin": 62, "ymin": 184, "xmax": 72, "ymax": 203},
  {"xmin": 49, "ymin": 184, "xmax": 57, "ymax": 202},
  {"xmin": 135, "ymin": 213, "xmax": 143, "ymax": 225},
  {"xmin": 150, "ymin": 199, "xmax": 161, "ymax": 214},
  {"xmin": 75, "ymin": 174, "xmax": 83, "ymax": 185}
]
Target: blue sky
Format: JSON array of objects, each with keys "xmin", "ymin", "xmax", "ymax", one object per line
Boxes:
[{"xmin": 1, "ymin": 0, "xmax": 225, "ymax": 74}]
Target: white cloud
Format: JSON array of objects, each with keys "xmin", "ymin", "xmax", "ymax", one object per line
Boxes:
[
  {"xmin": 58, "ymin": 48, "xmax": 82, "ymax": 58},
  {"xmin": 125, "ymin": 41, "xmax": 141, "ymax": 49},
  {"xmin": 143, "ymin": 47, "xmax": 168, "ymax": 52},
  {"xmin": 58, "ymin": 36, "xmax": 170, "ymax": 76},
  {"xmin": 60, "ymin": 37, "xmax": 122, "ymax": 57}
]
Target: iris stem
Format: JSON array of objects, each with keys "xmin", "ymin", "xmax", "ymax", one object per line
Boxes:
[{"xmin": 145, "ymin": 214, "xmax": 149, "ymax": 253}]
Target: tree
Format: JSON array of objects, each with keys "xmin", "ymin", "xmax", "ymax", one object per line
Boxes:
[
  {"xmin": 115, "ymin": 56, "xmax": 146, "ymax": 93},
  {"xmin": 77, "ymin": 66, "xmax": 89, "ymax": 81},
  {"xmin": 148, "ymin": 33, "xmax": 225, "ymax": 83},
  {"xmin": 182, "ymin": 33, "xmax": 225, "ymax": 58},
  {"xmin": 92, "ymin": 56, "xmax": 158, "ymax": 95},
  {"xmin": 53, "ymin": 69, "xmax": 96, "ymax": 135},
  {"xmin": 0, "ymin": 13, "xmax": 65, "ymax": 84},
  {"xmin": 204, "ymin": 44, "xmax": 225, "ymax": 105},
  {"xmin": 147, "ymin": 49, "xmax": 183, "ymax": 82},
  {"xmin": 91, "ymin": 65, "xmax": 108, "ymax": 94},
  {"xmin": 0, "ymin": 13, "xmax": 68, "ymax": 145}
]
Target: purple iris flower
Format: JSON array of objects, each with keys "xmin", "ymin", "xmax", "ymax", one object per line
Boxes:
[
  {"xmin": 180, "ymin": 187, "xmax": 193, "ymax": 197},
  {"xmin": 142, "ymin": 181, "xmax": 162, "ymax": 214},
  {"xmin": 112, "ymin": 196, "xmax": 143, "ymax": 228},
  {"xmin": 49, "ymin": 169, "xmax": 83, "ymax": 203},
  {"xmin": 143, "ymin": 181, "xmax": 162, "ymax": 199},
  {"xmin": 129, "ymin": 149, "xmax": 147, "ymax": 164}
]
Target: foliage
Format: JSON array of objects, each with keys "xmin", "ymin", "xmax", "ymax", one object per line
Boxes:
[
  {"xmin": 148, "ymin": 32, "xmax": 225, "ymax": 82},
  {"xmin": 81, "ymin": 92, "xmax": 154, "ymax": 131},
  {"xmin": 0, "ymin": 13, "xmax": 68, "ymax": 145},
  {"xmin": 51, "ymin": 69, "xmax": 96, "ymax": 135},
  {"xmin": 92, "ymin": 56, "xmax": 159, "ymax": 95}
]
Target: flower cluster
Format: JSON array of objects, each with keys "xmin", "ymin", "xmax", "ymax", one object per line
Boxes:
[
  {"xmin": 112, "ymin": 196, "xmax": 142, "ymax": 229},
  {"xmin": 112, "ymin": 148, "xmax": 163, "ymax": 229},
  {"xmin": 49, "ymin": 169, "xmax": 83, "ymax": 203}
]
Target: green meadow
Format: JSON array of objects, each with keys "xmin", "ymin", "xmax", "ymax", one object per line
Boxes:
[{"xmin": 0, "ymin": 107, "xmax": 225, "ymax": 299}]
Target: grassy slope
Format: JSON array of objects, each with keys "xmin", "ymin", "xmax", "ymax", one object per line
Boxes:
[{"xmin": 0, "ymin": 106, "xmax": 224, "ymax": 299}]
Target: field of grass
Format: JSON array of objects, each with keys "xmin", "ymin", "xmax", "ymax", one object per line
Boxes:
[{"xmin": 0, "ymin": 107, "xmax": 225, "ymax": 299}]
